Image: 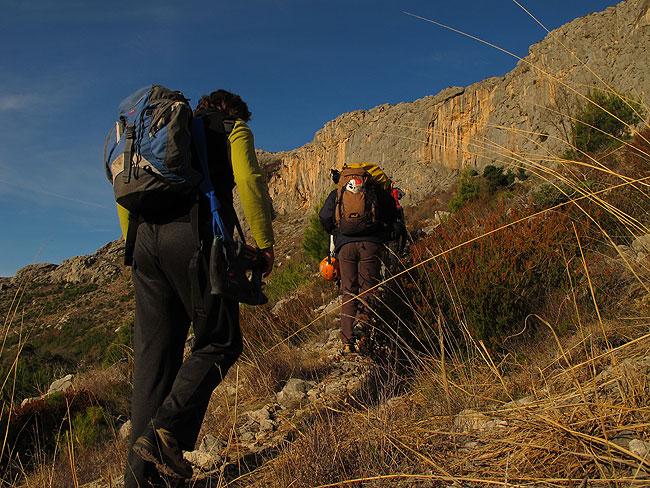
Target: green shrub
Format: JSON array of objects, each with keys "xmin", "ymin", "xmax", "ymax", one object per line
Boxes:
[
  {"xmin": 302, "ymin": 200, "xmax": 330, "ymax": 263},
  {"xmin": 515, "ymin": 167, "xmax": 529, "ymax": 181},
  {"xmin": 483, "ymin": 165, "xmax": 515, "ymax": 194},
  {"xmin": 0, "ymin": 349, "xmax": 71, "ymax": 406},
  {"xmin": 71, "ymin": 405, "xmax": 109, "ymax": 447},
  {"xmin": 393, "ymin": 203, "xmax": 592, "ymax": 351},
  {"xmin": 264, "ymin": 256, "xmax": 314, "ymax": 303},
  {"xmin": 448, "ymin": 169, "xmax": 480, "ymax": 212},
  {"xmin": 449, "ymin": 167, "xmax": 527, "ymax": 212},
  {"xmin": 103, "ymin": 317, "xmax": 134, "ymax": 366},
  {"xmin": 573, "ymin": 91, "xmax": 643, "ymax": 153},
  {"xmin": 1, "ymin": 389, "xmax": 97, "ymax": 479},
  {"xmin": 41, "ymin": 283, "xmax": 99, "ymax": 315}
]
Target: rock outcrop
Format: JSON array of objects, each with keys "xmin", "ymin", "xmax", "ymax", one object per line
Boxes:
[
  {"xmin": 260, "ymin": 0, "xmax": 650, "ymax": 212},
  {"xmin": 182, "ymin": 325, "xmax": 373, "ymax": 477},
  {"xmin": 9, "ymin": 239, "xmax": 124, "ymax": 286}
]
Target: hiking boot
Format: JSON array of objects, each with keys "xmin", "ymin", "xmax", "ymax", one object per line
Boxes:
[
  {"xmin": 352, "ymin": 322, "xmax": 364, "ymax": 341},
  {"xmin": 133, "ymin": 424, "xmax": 193, "ymax": 479},
  {"xmin": 341, "ymin": 342, "xmax": 356, "ymax": 356}
]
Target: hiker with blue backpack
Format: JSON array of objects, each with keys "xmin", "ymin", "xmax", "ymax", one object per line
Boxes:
[{"xmin": 105, "ymin": 86, "xmax": 274, "ymax": 487}]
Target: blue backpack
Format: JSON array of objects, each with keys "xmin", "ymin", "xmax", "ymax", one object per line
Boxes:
[
  {"xmin": 103, "ymin": 84, "xmax": 202, "ymax": 214},
  {"xmin": 104, "ymin": 84, "xmax": 268, "ymax": 305}
]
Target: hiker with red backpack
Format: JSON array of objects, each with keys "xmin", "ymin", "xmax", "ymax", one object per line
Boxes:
[
  {"xmin": 105, "ymin": 87, "xmax": 274, "ymax": 487},
  {"xmin": 319, "ymin": 163, "xmax": 397, "ymax": 355}
]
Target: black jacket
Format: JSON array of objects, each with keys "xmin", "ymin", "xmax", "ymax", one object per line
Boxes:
[{"xmin": 319, "ymin": 185, "xmax": 397, "ymax": 252}]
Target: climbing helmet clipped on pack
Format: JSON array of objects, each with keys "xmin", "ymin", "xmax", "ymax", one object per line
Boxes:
[
  {"xmin": 319, "ymin": 256, "xmax": 340, "ymax": 281},
  {"xmin": 345, "ymin": 178, "xmax": 364, "ymax": 194}
]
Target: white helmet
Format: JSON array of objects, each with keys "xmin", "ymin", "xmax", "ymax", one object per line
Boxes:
[{"xmin": 345, "ymin": 178, "xmax": 363, "ymax": 194}]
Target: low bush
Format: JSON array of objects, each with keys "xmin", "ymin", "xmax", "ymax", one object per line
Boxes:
[
  {"xmin": 263, "ymin": 255, "xmax": 314, "ymax": 303},
  {"xmin": 0, "ymin": 389, "xmax": 100, "ymax": 480},
  {"xmin": 390, "ymin": 202, "xmax": 598, "ymax": 352},
  {"xmin": 103, "ymin": 317, "xmax": 134, "ymax": 366},
  {"xmin": 302, "ymin": 199, "xmax": 330, "ymax": 263},
  {"xmin": 449, "ymin": 166, "xmax": 527, "ymax": 212},
  {"xmin": 70, "ymin": 405, "xmax": 110, "ymax": 448},
  {"xmin": 448, "ymin": 169, "xmax": 480, "ymax": 212},
  {"xmin": 483, "ymin": 165, "xmax": 515, "ymax": 194},
  {"xmin": 0, "ymin": 348, "xmax": 72, "ymax": 406}
]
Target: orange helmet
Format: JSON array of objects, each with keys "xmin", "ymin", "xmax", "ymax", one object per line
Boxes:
[{"xmin": 319, "ymin": 256, "xmax": 340, "ymax": 281}]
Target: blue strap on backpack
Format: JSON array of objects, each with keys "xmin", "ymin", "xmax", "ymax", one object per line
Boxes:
[
  {"xmin": 189, "ymin": 116, "xmax": 267, "ymax": 306},
  {"xmin": 191, "ymin": 116, "xmax": 231, "ymax": 241}
]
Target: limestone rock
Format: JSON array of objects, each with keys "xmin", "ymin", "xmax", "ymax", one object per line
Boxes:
[
  {"xmin": 47, "ymin": 374, "xmax": 74, "ymax": 395},
  {"xmin": 630, "ymin": 439, "xmax": 650, "ymax": 459},
  {"xmin": 118, "ymin": 420, "xmax": 131, "ymax": 441},
  {"xmin": 49, "ymin": 240, "xmax": 124, "ymax": 283},
  {"xmin": 258, "ymin": 0, "xmax": 650, "ymax": 215},
  {"xmin": 19, "ymin": 373, "xmax": 75, "ymax": 407},
  {"xmin": 11, "ymin": 263, "xmax": 58, "ymax": 285},
  {"xmin": 199, "ymin": 434, "xmax": 226, "ymax": 454},
  {"xmin": 453, "ymin": 408, "xmax": 507, "ymax": 433},
  {"xmin": 185, "ymin": 450, "xmax": 221, "ymax": 471},
  {"xmin": 185, "ymin": 432, "xmax": 226, "ymax": 470},
  {"xmin": 8, "ymin": 239, "xmax": 125, "ymax": 285},
  {"xmin": 276, "ymin": 378, "xmax": 309, "ymax": 409}
]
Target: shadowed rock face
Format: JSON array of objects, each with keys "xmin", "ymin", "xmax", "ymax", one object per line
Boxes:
[{"xmin": 259, "ymin": 0, "xmax": 650, "ymax": 213}]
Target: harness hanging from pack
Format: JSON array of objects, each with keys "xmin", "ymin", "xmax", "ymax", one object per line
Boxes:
[{"xmin": 190, "ymin": 117, "xmax": 267, "ymax": 307}]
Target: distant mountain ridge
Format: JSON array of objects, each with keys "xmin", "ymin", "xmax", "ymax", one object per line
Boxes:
[{"xmin": 259, "ymin": 0, "xmax": 650, "ymax": 213}]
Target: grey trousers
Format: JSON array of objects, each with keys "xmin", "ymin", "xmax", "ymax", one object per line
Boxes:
[{"xmin": 124, "ymin": 220, "xmax": 242, "ymax": 488}]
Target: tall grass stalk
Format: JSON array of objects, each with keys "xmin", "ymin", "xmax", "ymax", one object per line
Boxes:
[
  {"xmin": 573, "ymin": 222, "xmax": 613, "ymax": 358},
  {"xmin": 65, "ymin": 396, "xmax": 79, "ymax": 488}
]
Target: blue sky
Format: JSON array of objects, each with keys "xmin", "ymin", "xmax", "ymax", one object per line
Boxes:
[{"xmin": 0, "ymin": 0, "xmax": 618, "ymax": 277}]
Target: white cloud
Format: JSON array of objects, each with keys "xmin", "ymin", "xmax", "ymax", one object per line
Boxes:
[{"xmin": 0, "ymin": 94, "xmax": 37, "ymax": 111}]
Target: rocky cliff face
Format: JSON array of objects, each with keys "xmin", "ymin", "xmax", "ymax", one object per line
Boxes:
[
  {"xmin": 6, "ymin": 1, "xmax": 649, "ymax": 282},
  {"xmin": 260, "ymin": 0, "xmax": 650, "ymax": 213},
  {"xmin": 6, "ymin": 239, "xmax": 124, "ymax": 286}
]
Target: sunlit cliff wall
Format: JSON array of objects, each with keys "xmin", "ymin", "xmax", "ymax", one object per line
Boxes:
[{"xmin": 258, "ymin": 0, "xmax": 650, "ymax": 213}]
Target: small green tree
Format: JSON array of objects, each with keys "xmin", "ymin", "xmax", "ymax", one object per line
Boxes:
[
  {"xmin": 71, "ymin": 406, "xmax": 109, "ymax": 447},
  {"xmin": 573, "ymin": 91, "xmax": 643, "ymax": 153},
  {"xmin": 449, "ymin": 166, "xmax": 529, "ymax": 213},
  {"xmin": 302, "ymin": 199, "xmax": 330, "ymax": 262},
  {"xmin": 448, "ymin": 169, "xmax": 480, "ymax": 212},
  {"xmin": 482, "ymin": 165, "xmax": 515, "ymax": 194}
]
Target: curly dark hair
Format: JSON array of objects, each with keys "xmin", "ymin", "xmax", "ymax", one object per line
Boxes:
[{"xmin": 194, "ymin": 89, "xmax": 252, "ymax": 121}]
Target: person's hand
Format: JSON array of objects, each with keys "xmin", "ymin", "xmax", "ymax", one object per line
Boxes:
[{"xmin": 260, "ymin": 246, "xmax": 274, "ymax": 279}]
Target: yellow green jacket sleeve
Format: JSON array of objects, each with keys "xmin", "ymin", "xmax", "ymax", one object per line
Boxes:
[
  {"xmin": 117, "ymin": 203, "xmax": 129, "ymax": 240},
  {"xmin": 229, "ymin": 120, "xmax": 275, "ymax": 249}
]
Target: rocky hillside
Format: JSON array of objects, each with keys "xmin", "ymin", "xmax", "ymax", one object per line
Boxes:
[{"xmin": 259, "ymin": 0, "xmax": 650, "ymax": 213}]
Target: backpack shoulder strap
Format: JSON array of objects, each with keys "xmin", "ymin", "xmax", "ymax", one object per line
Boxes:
[{"xmin": 191, "ymin": 116, "xmax": 246, "ymax": 242}]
